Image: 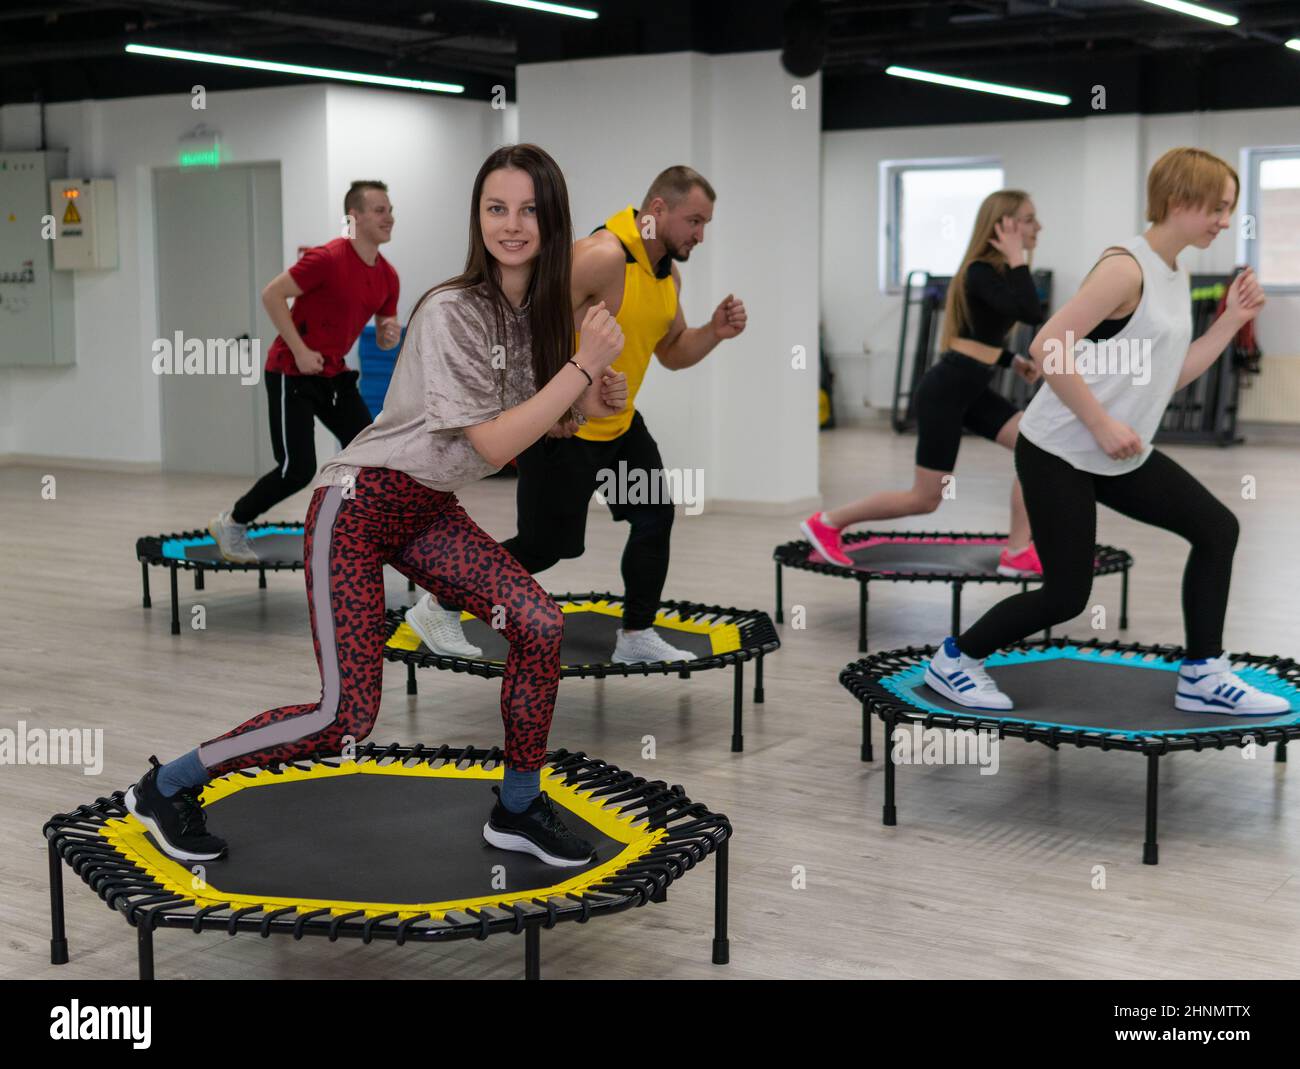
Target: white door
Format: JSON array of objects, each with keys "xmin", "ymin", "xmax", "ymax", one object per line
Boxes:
[{"xmin": 154, "ymin": 163, "xmax": 282, "ymax": 474}]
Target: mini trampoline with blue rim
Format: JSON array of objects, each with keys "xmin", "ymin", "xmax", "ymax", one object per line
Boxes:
[
  {"xmin": 136, "ymin": 522, "xmax": 415, "ymax": 635},
  {"xmin": 840, "ymin": 639, "xmax": 1300, "ymax": 863},
  {"xmin": 135, "ymin": 522, "xmax": 306, "ymax": 635}
]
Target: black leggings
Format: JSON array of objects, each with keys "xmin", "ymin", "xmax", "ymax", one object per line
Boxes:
[
  {"xmin": 444, "ymin": 411, "xmax": 673, "ymax": 632},
  {"xmin": 958, "ymin": 435, "xmax": 1239, "ymax": 660},
  {"xmin": 232, "ymin": 370, "xmax": 372, "ymax": 524}
]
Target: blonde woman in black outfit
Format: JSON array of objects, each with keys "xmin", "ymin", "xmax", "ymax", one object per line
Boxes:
[{"xmin": 802, "ymin": 190, "xmax": 1045, "ymax": 576}]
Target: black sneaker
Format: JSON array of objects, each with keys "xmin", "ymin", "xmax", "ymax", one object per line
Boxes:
[
  {"xmin": 482, "ymin": 787, "xmax": 596, "ymax": 867},
  {"xmin": 122, "ymin": 756, "xmax": 227, "ymax": 862}
]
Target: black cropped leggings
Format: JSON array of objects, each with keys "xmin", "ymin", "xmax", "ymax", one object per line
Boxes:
[{"xmin": 958, "ymin": 435, "xmax": 1239, "ymax": 660}]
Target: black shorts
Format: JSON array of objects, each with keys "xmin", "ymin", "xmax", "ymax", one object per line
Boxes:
[
  {"xmin": 512, "ymin": 409, "xmax": 670, "ymax": 560},
  {"xmin": 913, "ymin": 350, "xmax": 1018, "ymax": 472}
]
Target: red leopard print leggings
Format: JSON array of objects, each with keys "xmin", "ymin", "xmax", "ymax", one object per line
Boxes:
[{"xmin": 198, "ymin": 467, "xmax": 564, "ymax": 774}]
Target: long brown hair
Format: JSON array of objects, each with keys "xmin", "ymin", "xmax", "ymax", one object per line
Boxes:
[
  {"xmin": 939, "ymin": 189, "xmax": 1031, "ymax": 351},
  {"xmin": 407, "ymin": 144, "xmax": 574, "ymax": 400}
]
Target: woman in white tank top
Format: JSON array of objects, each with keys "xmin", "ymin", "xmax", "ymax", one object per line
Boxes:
[{"xmin": 923, "ymin": 147, "xmax": 1289, "ymax": 717}]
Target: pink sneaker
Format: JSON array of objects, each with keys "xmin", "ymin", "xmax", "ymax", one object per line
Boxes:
[
  {"xmin": 800, "ymin": 512, "xmax": 853, "ymax": 567},
  {"xmin": 997, "ymin": 541, "xmax": 1043, "ymax": 578}
]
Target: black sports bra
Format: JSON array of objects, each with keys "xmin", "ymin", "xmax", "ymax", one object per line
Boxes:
[{"xmin": 1086, "ymin": 250, "xmax": 1139, "ymax": 342}]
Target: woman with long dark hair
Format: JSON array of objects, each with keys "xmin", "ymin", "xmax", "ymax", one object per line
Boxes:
[
  {"xmin": 802, "ymin": 189, "xmax": 1045, "ymax": 576},
  {"xmin": 126, "ymin": 145, "xmax": 628, "ymax": 867}
]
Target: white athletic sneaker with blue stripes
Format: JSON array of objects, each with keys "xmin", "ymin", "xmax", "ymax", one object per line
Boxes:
[
  {"xmin": 1176, "ymin": 655, "xmax": 1290, "ymax": 715},
  {"xmin": 923, "ymin": 637, "xmax": 1013, "ymax": 710}
]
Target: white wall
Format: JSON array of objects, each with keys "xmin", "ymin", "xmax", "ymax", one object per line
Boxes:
[
  {"xmin": 0, "ymin": 83, "xmax": 506, "ymax": 467},
  {"xmin": 13, "ymin": 70, "xmax": 1285, "ymax": 470},
  {"xmin": 312, "ymin": 86, "xmax": 508, "ymax": 462},
  {"xmin": 822, "ymin": 106, "xmax": 1300, "ymax": 422},
  {"xmin": 1, "ymin": 86, "xmax": 330, "ymax": 465},
  {"xmin": 323, "ymin": 85, "xmax": 508, "ymax": 316},
  {"xmin": 517, "ymin": 50, "xmax": 821, "ymax": 510}
]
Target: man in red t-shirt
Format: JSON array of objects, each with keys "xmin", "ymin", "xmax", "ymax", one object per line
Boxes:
[{"xmin": 209, "ymin": 180, "xmax": 401, "ymax": 562}]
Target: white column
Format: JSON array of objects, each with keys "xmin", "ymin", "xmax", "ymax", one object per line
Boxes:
[{"xmin": 517, "ymin": 50, "xmax": 821, "ymax": 514}]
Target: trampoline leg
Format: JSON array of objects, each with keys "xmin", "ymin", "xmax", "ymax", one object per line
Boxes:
[
  {"xmin": 169, "ymin": 564, "xmax": 180, "ymax": 636},
  {"xmin": 406, "ymin": 662, "xmax": 417, "ymax": 696},
  {"xmin": 860, "ymin": 701, "xmax": 874, "ymax": 762},
  {"xmin": 858, "ymin": 582, "xmax": 868, "ymax": 653},
  {"xmin": 137, "ymin": 920, "xmax": 155, "ymax": 981},
  {"xmin": 753, "ymin": 652, "xmax": 765, "ymax": 705},
  {"xmin": 731, "ymin": 661, "xmax": 744, "ymax": 753},
  {"xmin": 48, "ymin": 838, "xmax": 68, "ymax": 966},
  {"xmin": 1120, "ymin": 565, "xmax": 1130, "ymax": 630},
  {"xmin": 882, "ymin": 712, "xmax": 897, "ymax": 826},
  {"xmin": 524, "ymin": 925, "xmax": 540, "ymax": 981},
  {"xmin": 258, "ymin": 566, "xmax": 267, "ymax": 590},
  {"xmin": 774, "ymin": 562, "xmax": 783, "ymax": 624},
  {"xmin": 1276, "ymin": 740, "xmax": 1287, "ymax": 764},
  {"xmin": 950, "ymin": 581, "xmax": 963, "ymax": 639},
  {"xmin": 141, "ymin": 560, "xmax": 151, "ymax": 609},
  {"xmin": 711, "ymin": 839, "xmax": 730, "ymax": 966},
  {"xmin": 195, "ymin": 569, "xmax": 204, "ymax": 591},
  {"xmin": 1143, "ymin": 753, "xmax": 1159, "ymax": 865}
]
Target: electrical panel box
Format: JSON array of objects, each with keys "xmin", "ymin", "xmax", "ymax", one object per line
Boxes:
[
  {"xmin": 0, "ymin": 151, "xmax": 75, "ymax": 368},
  {"xmin": 51, "ymin": 178, "xmax": 118, "ymax": 270}
]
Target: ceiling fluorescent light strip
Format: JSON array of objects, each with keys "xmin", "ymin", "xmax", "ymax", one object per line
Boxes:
[
  {"xmin": 885, "ymin": 66, "xmax": 1070, "ymax": 106},
  {"xmin": 481, "ymin": 0, "xmax": 599, "ymax": 18},
  {"xmin": 1137, "ymin": 0, "xmax": 1239, "ymax": 28},
  {"xmin": 125, "ymin": 44, "xmax": 464, "ymax": 94}
]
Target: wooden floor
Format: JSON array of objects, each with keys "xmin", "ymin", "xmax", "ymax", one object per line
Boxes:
[{"xmin": 4, "ymin": 422, "xmax": 1299, "ymax": 980}]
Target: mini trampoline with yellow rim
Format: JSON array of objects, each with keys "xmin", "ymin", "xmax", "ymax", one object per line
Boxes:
[
  {"xmin": 44, "ymin": 743, "xmax": 731, "ymax": 980},
  {"xmin": 384, "ymin": 591, "xmax": 780, "ymax": 753}
]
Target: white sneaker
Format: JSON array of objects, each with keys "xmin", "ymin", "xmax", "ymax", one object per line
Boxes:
[
  {"xmin": 1176, "ymin": 655, "xmax": 1291, "ymax": 715},
  {"xmin": 612, "ymin": 628, "xmax": 698, "ymax": 665},
  {"xmin": 405, "ymin": 593, "xmax": 483, "ymax": 658},
  {"xmin": 923, "ymin": 637, "xmax": 1013, "ymax": 710},
  {"xmin": 207, "ymin": 511, "xmax": 259, "ymax": 564}
]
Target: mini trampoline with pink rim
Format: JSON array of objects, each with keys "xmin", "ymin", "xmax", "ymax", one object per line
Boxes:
[{"xmin": 773, "ymin": 530, "xmax": 1132, "ymax": 651}]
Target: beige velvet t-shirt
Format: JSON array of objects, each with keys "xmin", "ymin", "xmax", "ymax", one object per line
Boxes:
[{"xmin": 317, "ymin": 283, "xmax": 538, "ymax": 493}]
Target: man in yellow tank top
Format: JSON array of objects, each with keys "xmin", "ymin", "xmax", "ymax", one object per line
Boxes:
[{"xmin": 413, "ymin": 166, "xmax": 747, "ymax": 663}]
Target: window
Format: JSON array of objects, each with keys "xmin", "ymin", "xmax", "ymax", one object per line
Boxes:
[
  {"xmin": 1240, "ymin": 147, "xmax": 1300, "ymax": 292},
  {"xmin": 880, "ymin": 158, "xmax": 1004, "ymax": 292}
]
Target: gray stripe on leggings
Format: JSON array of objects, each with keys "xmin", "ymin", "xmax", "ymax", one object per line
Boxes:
[
  {"xmin": 279, "ymin": 378, "xmax": 291, "ymax": 477},
  {"xmin": 199, "ymin": 486, "xmax": 346, "ymax": 767}
]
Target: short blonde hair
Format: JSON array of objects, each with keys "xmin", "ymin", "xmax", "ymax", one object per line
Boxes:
[{"xmin": 1146, "ymin": 148, "xmax": 1238, "ymax": 223}]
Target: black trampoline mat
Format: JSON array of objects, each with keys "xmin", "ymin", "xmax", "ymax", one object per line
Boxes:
[
  {"xmin": 457, "ymin": 609, "xmax": 717, "ymax": 663},
  {"xmin": 893, "ymin": 657, "xmax": 1298, "ymax": 733},
  {"xmin": 843, "ymin": 541, "xmax": 1005, "ymax": 574},
  {"xmin": 186, "ymin": 774, "xmax": 624, "ymax": 905},
  {"xmin": 173, "ymin": 533, "xmax": 304, "ymax": 565}
]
